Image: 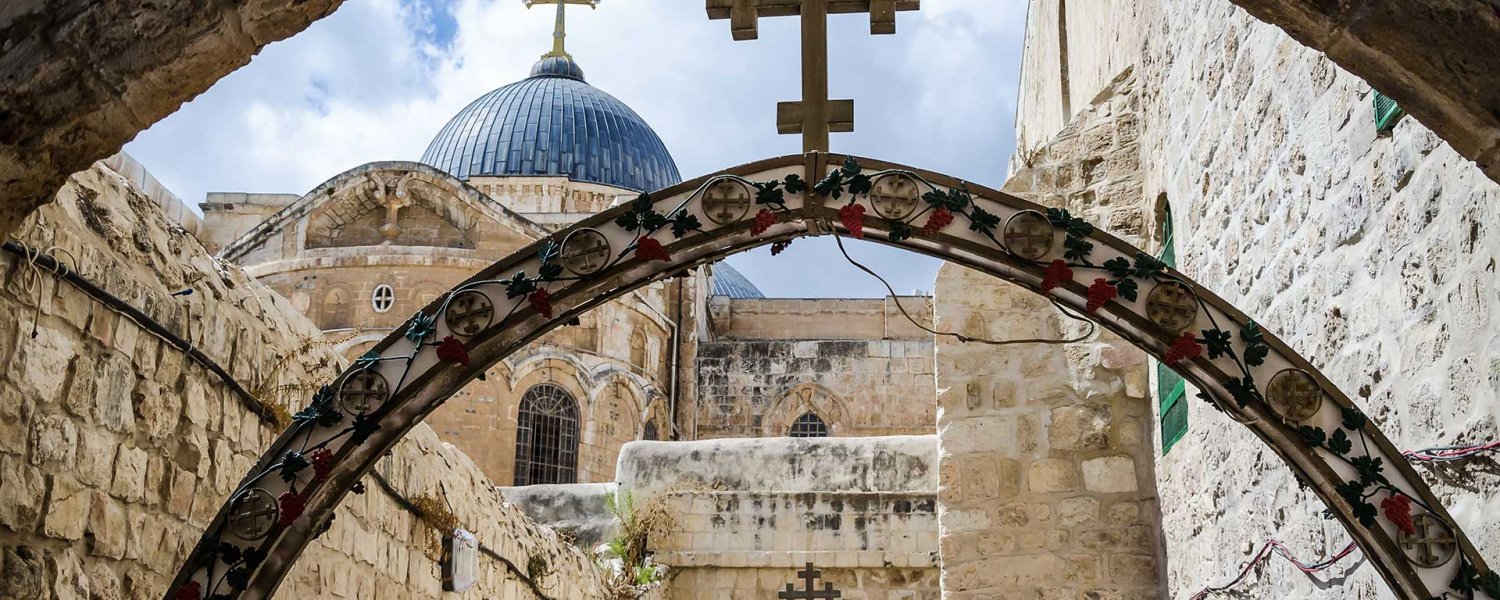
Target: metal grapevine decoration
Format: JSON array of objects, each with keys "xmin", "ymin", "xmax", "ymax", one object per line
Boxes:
[{"xmin": 169, "ymin": 154, "xmax": 1494, "ymax": 600}]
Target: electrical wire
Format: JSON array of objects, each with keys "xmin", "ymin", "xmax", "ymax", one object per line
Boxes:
[
  {"xmin": 1189, "ymin": 540, "xmax": 1359, "ymax": 600},
  {"xmin": 831, "ymin": 232, "xmax": 1096, "ymax": 346},
  {"xmin": 1190, "ymin": 439, "xmax": 1496, "ymax": 597}
]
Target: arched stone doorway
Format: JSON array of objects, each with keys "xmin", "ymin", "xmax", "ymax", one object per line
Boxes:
[{"xmin": 168, "ymin": 152, "xmax": 1492, "ymax": 599}]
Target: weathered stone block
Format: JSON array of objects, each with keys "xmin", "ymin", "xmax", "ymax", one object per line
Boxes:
[
  {"xmin": 28, "ymin": 411, "xmax": 78, "ymax": 469},
  {"xmin": 42, "ymin": 474, "xmax": 89, "ymax": 540},
  {"xmin": 1049, "ymin": 405, "xmax": 1112, "ymax": 451},
  {"xmin": 111, "ymin": 444, "xmax": 147, "ymax": 503},
  {"xmin": 75, "ymin": 426, "xmax": 118, "ymax": 488},
  {"xmin": 88, "ymin": 491, "xmax": 128, "ymax": 559},
  {"xmin": 1027, "ymin": 458, "xmax": 1080, "ymax": 494},
  {"xmin": 1082, "ymin": 456, "xmax": 1138, "ymax": 493}
]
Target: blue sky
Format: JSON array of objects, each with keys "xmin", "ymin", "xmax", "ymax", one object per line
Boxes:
[{"xmin": 124, "ymin": 0, "xmax": 1028, "ymax": 298}]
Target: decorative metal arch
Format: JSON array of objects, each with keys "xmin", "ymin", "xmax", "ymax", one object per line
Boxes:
[{"xmin": 167, "ymin": 153, "xmax": 1493, "ymax": 599}]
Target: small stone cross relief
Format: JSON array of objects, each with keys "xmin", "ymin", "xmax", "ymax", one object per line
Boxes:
[{"xmin": 778, "ymin": 562, "xmax": 842, "ymax": 599}]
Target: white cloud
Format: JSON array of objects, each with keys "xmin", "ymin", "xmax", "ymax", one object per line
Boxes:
[{"xmin": 124, "ymin": 0, "xmax": 1030, "ymax": 297}]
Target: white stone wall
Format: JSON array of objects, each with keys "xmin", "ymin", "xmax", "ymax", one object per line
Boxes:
[
  {"xmin": 1135, "ymin": 1, "xmax": 1500, "ymax": 596},
  {"xmin": 1012, "ymin": 0, "xmax": 1500, "ymax": 596}
]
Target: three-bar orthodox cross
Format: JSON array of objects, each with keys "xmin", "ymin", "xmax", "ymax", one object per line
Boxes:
[
  {"xmin": 524, "ymin": 0, "xmax": 601, "ymax": 59},
  {"xmin": 777, "ymin": 562, "xmax": 842, "ymax": 599},
  {"xmin": 707, "ymin": 0, "xmax": 920, "ymax": 152}
]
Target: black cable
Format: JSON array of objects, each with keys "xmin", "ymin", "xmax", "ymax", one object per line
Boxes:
[{"xmin": 1, "ymin": 239, "xmax": 279, "ymax": 425}]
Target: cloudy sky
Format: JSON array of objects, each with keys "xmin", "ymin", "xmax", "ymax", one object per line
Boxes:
[{"xmin": 124, "ymin": 0, "xmax": 1029, "ymax": 298}]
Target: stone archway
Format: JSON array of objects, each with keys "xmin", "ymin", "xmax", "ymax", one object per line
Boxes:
[{"xmin": 167, "ymin": 152, "xmax": 1493, "ymax": 599}]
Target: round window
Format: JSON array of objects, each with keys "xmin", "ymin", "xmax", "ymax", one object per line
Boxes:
[{"xmin": 371, "ymin": 284, "xmax": 395, "ymax": 313}]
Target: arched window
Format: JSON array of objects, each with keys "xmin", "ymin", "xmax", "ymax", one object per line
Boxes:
[
  {"xmin": 513, "ymin": 383, "xmax": 579, "ymax": 485},
  {"xmin": 371, "ymin": 284, "xmax": 396, "ymax": 313},
  {"xmin": 642, "ymin": 420, "xmax": 659, "ymax": 441},
  {"xmin": 788, "ymin": 413, "xmax": 829, "ymax": 438}
]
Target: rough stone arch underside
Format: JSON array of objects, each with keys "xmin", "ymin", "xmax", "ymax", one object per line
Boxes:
[{"xmin": 168, "ymin": 153, "xmax": 1492, "ymax": 599}]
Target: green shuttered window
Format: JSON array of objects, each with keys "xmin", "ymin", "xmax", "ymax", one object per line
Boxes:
[
  {"xmin": 1374, "ymin": 90, "xmax": 1406, "ymax": 134},
  {"xmin": 1157, "ymin": 206, "xmax": 1187, "ymax": 454}
]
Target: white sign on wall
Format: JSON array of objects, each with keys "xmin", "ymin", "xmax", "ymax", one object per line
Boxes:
[{"xmin": 443, "ymin": 528, "xmax": 478, "ymax": 593}]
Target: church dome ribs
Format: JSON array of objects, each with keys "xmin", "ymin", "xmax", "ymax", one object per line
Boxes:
[{"xmin": 421, "ymin": 56, "xmax": 681, "ymax": 194}]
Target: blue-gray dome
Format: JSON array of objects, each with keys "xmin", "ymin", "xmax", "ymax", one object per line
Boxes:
[
  {"xmin": 421, "ymin": 56, "xmax": 681, "ymax": 193},
  {"xmin": 710, "ymin": 263, "xmax": 765, "ymax": 299}
]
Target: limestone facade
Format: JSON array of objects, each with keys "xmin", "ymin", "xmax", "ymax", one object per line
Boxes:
[
  {"xmin": 200, "ymin": 162, "xmax": 688, "ymax": 487},
  {"xmin": 1012, "ymin": 0, "xmax": 1500, "ymax": 596},
  {"xmin": 694, "ymin": 296, "xmax": 938, "ymax": 439},
  {"xmin": 0, "ymin": 160, "xmax": 607, "ymax": 599}
]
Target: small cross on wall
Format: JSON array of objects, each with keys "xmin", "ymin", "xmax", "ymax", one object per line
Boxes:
[
  {"xmin": 706, "ymin": 0, "xmax": 920, "ymax": 153},
  {"xmin": 778, "ymin": 562, "xmax": 842, "ymax": 599}
]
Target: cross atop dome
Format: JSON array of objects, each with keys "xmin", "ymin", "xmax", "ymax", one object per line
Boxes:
[{"xmin": 523, "ymin": 0, "xmax": 601, "ymax": 60}]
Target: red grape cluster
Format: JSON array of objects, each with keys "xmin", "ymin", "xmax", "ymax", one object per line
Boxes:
[
  {"xmin": 278, "ymin": 491, "xmax": 305, "ymax": 527},
  {"xmin": 527, "ymin": 289, "xmax": 554, "ymax": 319},
  {"xmin": 635, "ymin": 237, "xmax": 672, "ymax": 262},
  {"xmin": 1381, "ymin": 494, "xmax": 1415, "ymax": 534},
  {"xmin": 174, "ymin": 581, "xmax": 202, "ymax": 600},
  {"xmin": 1164, "ymin": 332, "xmax": 1203, "ymax": 363},
  {"xmin": 1086, "ymin": 278, "xmax": 1118, "ymax": 312},
  {"xmin": 751, "ymin": 209, "xmax": 777, "ymax": 236},
  {"xmin": 839, "ymin": 204, "xmax": 866, "ymax": 239},
  {"xmin": 308, "ymin": 448, "xmax": 333, "ymax": 481},
  {"xmin": 921, "ymin": 207, "xmax": 954, "ymax": 235},
  {"xmin": 436, "ymin": 335, "xmax": 472, "ymax": 366},
  {"xmin": 1040, "ymin": 259, "xmax": 1073, "ymax": 292}
]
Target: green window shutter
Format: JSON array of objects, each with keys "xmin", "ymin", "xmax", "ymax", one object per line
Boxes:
[
  {"xmin": 1156, "ymin": 207, "xmax": 1188, "ymax": 455},
  {"xmin": 1373, "ymin": 90, "xmax": 1406, "ymax": 134}
]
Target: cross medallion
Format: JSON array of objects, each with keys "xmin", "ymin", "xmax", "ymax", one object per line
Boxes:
[
  {"xmin": 1398, "ymin": 514, "xmax": 1457, "ymax": 568},
  {"xmin": 868, "ymin": 174, "xmax": 920, "ymax": 220},
  {"xmin": 1003, "ymin": 210, "xmax": 1056, "ymax": 260},
  {"xmin": 561, "ymin": 228, "xmax": 612, "ymax": 276},
  {"xmin": 227, "ymin": 488, "xmax": 280, "ymax": 541},
  {"xmin": 707, "ymin": 0, "xmax": 920, "ymax": 152},
  {"xmin": 340, "ymin": 370, "xmax": 390, "ymax": 416},
  {"xmin": 445, "ymin": 290, "xmax": 495, "ymax": 337},
  {"xmin": 1145, "ymin": 280, "xmax": 1199, "ymax": 334},
  {"xmin": 702, "ymin": 180, "xmax": 754, "ymax": 224},
  {"xmin": 778, "ymin": 562, "xmax": 842, "ymax": 599},
  {"xmin": 1266, "ymin": 368, "xmax": 1323, "ymax": 422}
]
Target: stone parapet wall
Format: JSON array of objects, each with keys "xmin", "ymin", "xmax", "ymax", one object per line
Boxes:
[
  {"xmin": 0, "ymin": 160, "xmax": 607, "ymax": 599},
  {"xmin": 616, "ymin": 438, "xmax": 940, "ymax": 600},
  {"xmin": 694, "ymin": 339, "xmax": 936, "ymax": 439},
  {"xmin": 653, "ymin": 491, "xmax": 939, "ymax": 600},
  {"xmin": 617, "ymin": 437, "xmax": 938, "ymax": 499},
  {"xmin": 707, "ymin": 296, "xmax": 935, "ymax": 341}
]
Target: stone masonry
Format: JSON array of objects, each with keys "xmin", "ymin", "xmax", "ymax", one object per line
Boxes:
[
  {"xmin": 933, "ymin": 265, "xmax": 1163, "ymax": 600},
  {"xmin": 0, "ymin": 159, "xmax": 608, "ymax": 599},
  {"xmin": 1011, "ymin": 0, "xmax": 1500, "ymax": 596}
]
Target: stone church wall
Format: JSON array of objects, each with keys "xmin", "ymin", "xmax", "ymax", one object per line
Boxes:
[
  {"xmin": 0, "ymin": 161, "xmax": 608, "ymax": 599},
  {"xmin": 694, "ymin": 296, "xmax": 937, "ymax": 439},
  {"xmin": 1135, "ymin": 1, "xmax": 1500, "ymax": 596},
  {"xmin": 693, "ymin": 338, "xmax": 936, "ymax": 439}
]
